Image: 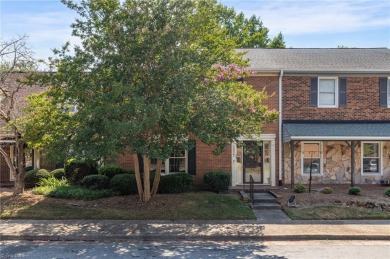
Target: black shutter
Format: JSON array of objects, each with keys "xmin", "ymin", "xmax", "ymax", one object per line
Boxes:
[
  {"xmin": 339, "ymin": 78, "xmax": 347, "ymax": 107},
  {"xmin": 137, "ymin": 153, "xmax": 144, "ymax": 173},
  {"xmin": 379, "ymin": 77, "xmax": 388, "ymax": 108},
  {"xmin": 310, "ymin": 77, "xmax": 318, "ymax": 106},
  {"xmin": 187, "ymin": 141, "xmax": 196, "ymax": 175}
]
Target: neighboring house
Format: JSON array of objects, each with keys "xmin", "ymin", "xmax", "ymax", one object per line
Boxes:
[
  {"xmin": 1, "ymin": 49, "xmax": 390, "ymax": 188},
  {"xmin": 244, "ymin": 48, "xmax": 390, "ymax": 186}
]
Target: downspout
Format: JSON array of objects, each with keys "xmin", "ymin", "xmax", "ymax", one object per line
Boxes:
[{"xmin": 278, "ymin": 69, "xmax": 284, "ymax": 186}]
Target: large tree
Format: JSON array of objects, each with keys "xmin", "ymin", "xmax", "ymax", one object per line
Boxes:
[
  {"xmin": 216, "ymin": 4, "xmax": 286, "ymax": 48},
  {"xmin": 22, "ymin": 0, "xmax": 277, "ymax": 201},
  {"xmin": 0, "ymin": 35, "xmax": 36, "ymax": 194}
]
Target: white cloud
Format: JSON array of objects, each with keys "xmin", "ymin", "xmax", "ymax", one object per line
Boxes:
[{"xmin": 222, "ymin": 0, "xmax": 390, "ymax": 36}]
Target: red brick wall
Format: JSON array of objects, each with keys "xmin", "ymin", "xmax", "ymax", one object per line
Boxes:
[{"xmin": 283, "ymin": 76, "xmax": 390, "ymax": 120}]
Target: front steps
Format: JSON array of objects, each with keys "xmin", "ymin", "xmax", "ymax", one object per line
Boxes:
[{"xmin": 250, "ymin": 192, "xmax": 281, "ymax": 210}]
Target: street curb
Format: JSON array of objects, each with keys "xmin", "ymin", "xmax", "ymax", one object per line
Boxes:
[{"xmin": 2, "ymin": 234, "xmax": 390, "ymax": 242}]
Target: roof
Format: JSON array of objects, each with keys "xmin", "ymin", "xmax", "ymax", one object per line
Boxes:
[
  {"xmin": 283, "ymin": 122, "xmax": 390, "ymax": 142},
  {"xmin": 240, "ymin": 48, "xmax": 390, "ymax": 74}
]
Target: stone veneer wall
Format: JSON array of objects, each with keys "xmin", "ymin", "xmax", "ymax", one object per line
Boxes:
[{"xmin": 284, "ymin": 141, "xmax": 390, "ymax": 185}]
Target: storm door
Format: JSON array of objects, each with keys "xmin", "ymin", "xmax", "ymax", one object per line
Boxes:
[{"xmin": 243, "ymin": 141, "xmax": 263, "ymax": 183}]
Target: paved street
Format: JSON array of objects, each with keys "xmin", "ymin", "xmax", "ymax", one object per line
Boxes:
[{"xmin": 1, "ymin": 240, "xmax": 389, "ymax": 259}]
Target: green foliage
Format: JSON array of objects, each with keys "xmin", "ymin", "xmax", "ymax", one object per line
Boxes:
[
  {"xmin": 82, "ymin": 175, "xmax": 110, "ymax": 190},
  {"xmin": 348, "ymin": 186, "xmax": 362, "ymax": 195},
  {"xmin": 32, "ymin": 177, "xmax": 69, "ymax": 196},
  {"xmin": 385, "ymin": 188, "xmax": 390, "ymax": 197},
  {"xmin": 24, "ymin": 169, "xmax": 51, "ymax": 188},
  {"xmin": 320, "ymin": 187, "xmax": 334, "ymax": 194},
  {"xmin": 294, "ymin": 184, "xmax": 306, "ymax": 193},
  {"xmin": 64, "ymin": 158, "xmax": 98, "ymax": 184},
  {"xmin": 98, "ymin": 165, "xmax": 130, "ymax": 179},
  {"xmin": 215, "ymin": 4, "xmax": 285, "ymax": 48},
  {"xmin": 110, "ymin": 174, "xmax": 138, "ymax": 195},
  {"xmin": 158, "ymin": 173, "xmax": 194, "ymax": 194},
  {"xmin": 204, "ymin": 171, "xmax": 231, "ymax": 193},
  {"xmin": 48, "ymin": 185, "xmax": 118, "ymax": 200},
  {"xmin": 50, "ymin": 168, "xmax": 66, "ymax": 180}
]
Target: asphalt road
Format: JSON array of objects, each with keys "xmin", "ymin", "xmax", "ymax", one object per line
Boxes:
[{"xmin": 1, "ymin": 240, "xmax": 389, "ymax": 259}]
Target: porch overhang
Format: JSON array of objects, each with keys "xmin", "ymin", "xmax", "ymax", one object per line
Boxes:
[{"xmin": 283, "ymin": 122, "xmax": 390, "ymax": 142}]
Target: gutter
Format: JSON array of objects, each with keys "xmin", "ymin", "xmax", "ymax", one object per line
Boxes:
[{"xmin": 278, "ymin": 69, "xmax": 283, "ymax": 186}]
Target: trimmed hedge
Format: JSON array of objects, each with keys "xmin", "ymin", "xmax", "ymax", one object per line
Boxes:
[
  {"xmin": 50, "ymin": 168, "xmax": 66, "ymax": 180},
  {"xmin": 294, "ymin": 184, "xmax": 306, "ymax": 193},
  {"xmin": 48, "ymin": 186, "xmax": 117, "ymax": 200},
  {"xmin": 98, "ymin": 165, "xmax": 130, "ymax": 179},
  {"xmin": 159, "ymin": 173, "xmax": 194, "ymax": 194},
  {"xmin": 110, "ymin": 174, "xmax": 138, "ymax": 195},
  {"xmin": 348, "ymin": 186, "xmax": 361, "ymax": 195},
  {"xmin": 204, "ymin": 171, "xmax": 231, "ymax": 193},
  {"xmin": 24, "ymin": 169, "xmax": 51, "ymax": 188},
  {"xmin": 82, "ymin": 175, "xmax": 110, "ymax": 190},
  {"xmin": 385, "ymin": 188, "xmax": 390, "ymax": 197},
  {"xmin": 64, "ymin": 158, "xmax": 98, "ymax": 184}
]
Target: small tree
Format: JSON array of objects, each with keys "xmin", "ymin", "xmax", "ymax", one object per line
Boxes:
[
  {"xmin": 0, "ymin": 35, "xmax": 36, "ymax": 194},
  {"xmin": 22, "ymin": 0, "xmax": 278, "ymax": 202}
]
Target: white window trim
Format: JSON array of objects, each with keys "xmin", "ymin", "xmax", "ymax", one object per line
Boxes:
[
  {"xmin": 301, "ymin": 141, "xmax": 323, "ymax": 175},
  {"xmin": 361, "ymin": 141, "xmax": 382, "ymax": 175},
  {"xmin": 387, "ymin": 77, "xmax": 390, "ymax": 108},
  {"xmin": 318, "ymin": 77, "xmax": 338, "ymax": 108},
  {"xmin": 162, "ymin": 151, "xmax": 188, "ymax": 174}
]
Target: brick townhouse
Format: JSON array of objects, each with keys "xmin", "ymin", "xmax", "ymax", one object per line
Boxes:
[{"xmin": 1, "ymin": 48, "xmax": 390, "ymax": 188}]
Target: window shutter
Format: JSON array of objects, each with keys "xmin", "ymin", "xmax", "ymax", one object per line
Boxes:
[
  {"xmin": 187, "ymin": 141, "xmax": 196, "ymax": 175},
  {"xmin": 137, "ymin": 153, "xmax": 144, "ymax": 173},
  {"xmin": 379, "ymin": 77, "xmax": 388, "ymax": 108},
  {"xmin": 310, "ymin": 77, "xmax": 318, "ymax": 106},
  {"xmin": 339, "ymin": 78, "xmax": 347, "ymax": 107}
]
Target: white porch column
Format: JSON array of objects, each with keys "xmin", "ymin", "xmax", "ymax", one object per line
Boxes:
[
  {"xmin": 33, "ymin": 149, "xmax": 40, "ymax": 169},
  {"xmin": 270, "ymin": 139, "xmax": 276, "ymax": 186}
]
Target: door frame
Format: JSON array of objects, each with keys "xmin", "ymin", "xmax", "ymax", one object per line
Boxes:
[{"xmin": 231, "ymin": 134, "xmax": 276, "ymax": 187}]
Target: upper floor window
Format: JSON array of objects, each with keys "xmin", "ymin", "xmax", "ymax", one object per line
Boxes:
[
  {"xmin": 388, "ymin": 78, "xmax": 390, "ymax": 108},
  {"xmin": 318, "ymin": 78, "xmax": 338, "ymax": 107},
  {"xmin": 379, "ymin": 77, "xmax": 389, "ymax": 108},
  {"xmin": 310, "ymin": 77, "xmax": 347, "ymax": 108}
]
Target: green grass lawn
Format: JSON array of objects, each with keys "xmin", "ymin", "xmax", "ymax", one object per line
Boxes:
[
  {"xmin": 284, "ymin": 205, "xmax": 390, "ymax": 220},
  {"xmin": 0, "ymin": 192, "xmax": 256, "ymax": 220}
]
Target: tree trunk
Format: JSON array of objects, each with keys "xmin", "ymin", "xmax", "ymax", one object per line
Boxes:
[
  {"xmin": 151, "ymin": 159, "xmax": 162, "ymax": 198},
  {"xmin": 142, "ymin": 155, "xmax": 151, "ymax": 202},
  {"xmin": 133, "ymin": 154, "xmax": 144, "ymax": 201},
  {"xmin": 14, "ymin": 140, "xmax": 26, "ymax": 195}
]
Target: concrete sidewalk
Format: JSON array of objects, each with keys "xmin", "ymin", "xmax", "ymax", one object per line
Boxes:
[{"xmin": 1, "ymin": 220, "xmax": 390, "ymax": 242}]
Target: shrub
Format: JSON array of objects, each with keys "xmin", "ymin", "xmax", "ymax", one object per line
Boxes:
[
  {"xmin": 32, "ymin": 177, "xmax": 69, "ymax": 196},
  {"xmin": 294, "ymin": 184, "xmax": 306, "ymax": 193},
  {"xmin": 82, "ymin": 175, "xmax": 110, "ymax": 190},
  {"xmin": 64, "ymin": 158, "xmax": 98, "ymax": 184},
  {"xmin": 204, "ymin": 171, "xmax": 231, "ymax": 193},
  {"xmin": 320, "ymin": 187, "xmax": 333, "ymax": 194},
  {"xmin": 348, "ymin": 186, "xmax": 361, "ymax": 195},
  {"xmin": 50, "ymin": 168, "xmax": 66, "ymax": 180},
  {"xmin": 110, "ymin": 174, "xmax": 138, "ymax": 195},
  {"xmin": 48, "ymin": 185, "xmax": 117, "ymax": 200},
  {"xmin": 385, "ymin": 188, "xmax": 390, "ymax": 197},
  {"xmin": 98, "ymin": 165, "xmax": 130, "ymax": 179},
  {"xmin": 24, "ymin": 169, "xmax": 51, "ymax": 188},
  {"xmin": 158, "ymin": 173, "xmax": 194, "ymax": 194}
]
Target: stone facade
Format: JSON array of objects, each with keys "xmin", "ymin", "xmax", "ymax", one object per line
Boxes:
[{"xmin": 284, "ymin": 141, "xmax": 390, "ymax": 185}]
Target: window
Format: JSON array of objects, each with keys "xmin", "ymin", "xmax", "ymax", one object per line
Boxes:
[
  {"xmin": 318, "ymin": 77, "xmax": 338, "ymax": 107},
  {"xmin": 302, "ymin": 142, "xmax": 322, "ymax": 175},
  {"xmin": 151, "ymin": 150, "xmax": 188, "ymax": 174},
  {"xmin": 362, "ymin": 142, "xmax": 381, "ymax": 174}
]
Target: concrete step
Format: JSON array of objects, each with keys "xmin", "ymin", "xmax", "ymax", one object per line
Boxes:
[
  {"xmin": 250, "ymin": 203, "xmax": 282, "ymax": 210},
  {"xmin": 252, "ymin": 193, "xmax": 279, "ymax": 203}
]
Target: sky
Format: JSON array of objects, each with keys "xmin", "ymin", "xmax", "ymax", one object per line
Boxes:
[{"xmin": 1, "ymin": 0, "xmax": 390, "ymax": 63}]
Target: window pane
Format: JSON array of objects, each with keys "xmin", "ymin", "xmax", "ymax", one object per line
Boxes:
[
  {"xmin": 363, "ymin": 158, "xmax": 379, "ymax": 173},
  {"xmin": 169, "ymin": 158, "xmax": 185, "ymax": 172},
  {"xmin": 319, "ymin": 93, "xmax": 335, "ymax": 105},
  {"xmin": 319, "ymin": 79, "xmax": 335, "ymax": 92},
  {"xmin": 303, "ymin": 143, "xmax": 320, "ymax": 158},
  {"xmin": 363, "ymin": 143, "xmax": 378, "ymax": 157},
  {"xmin": 303, "ymin": 158, "xmax": 321, "ymax": 174}
]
